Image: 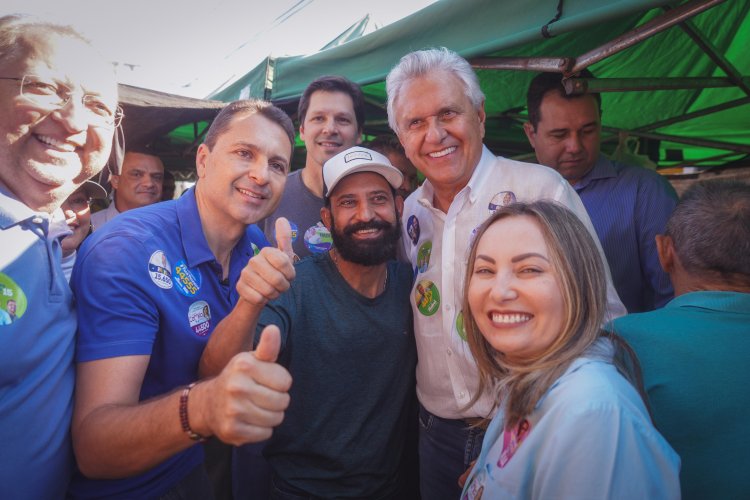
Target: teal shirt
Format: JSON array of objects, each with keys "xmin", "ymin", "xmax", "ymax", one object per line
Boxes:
[{"xmin": 609, "ymin": 291, "xmax": 750, "ymax": 500}]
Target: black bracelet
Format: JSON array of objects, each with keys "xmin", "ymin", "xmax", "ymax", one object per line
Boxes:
[{"xmin": 179, "ymin": 382, "xmax": 207, "ymax": 442}]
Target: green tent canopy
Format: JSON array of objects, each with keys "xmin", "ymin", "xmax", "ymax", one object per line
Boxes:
[{"xmin": 210, "ymin": 0, "xmax": 749, "ymax": 173}]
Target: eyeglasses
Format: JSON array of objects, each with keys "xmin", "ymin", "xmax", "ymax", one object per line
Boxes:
[{"xmin": 0, "ymin": 74, "xmax": 123, "ymax": 127}]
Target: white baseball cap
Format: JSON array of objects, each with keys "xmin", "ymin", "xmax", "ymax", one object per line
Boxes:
[{"xmin": 323, "ymin": 147, "xmax": 404, "ymax": 198}]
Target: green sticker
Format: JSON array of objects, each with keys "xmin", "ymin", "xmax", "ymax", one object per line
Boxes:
[
  {"xmin": 416, "ymin": 241, "xmax": 432, "ymax": 273},
  {"xmin": 0, "ymin": 273, "xmax": 28, "ymax": 325},
  {"xmin": 251, "ymin": 243, "xmax": 260, "ymax": 256},
  {"xmin": 456, "ymin": 311, "xmax": 467, "ymax": 341},
  {"xmin": 415, "ymin": 279, "xmax": 440, "ymax": 316}
]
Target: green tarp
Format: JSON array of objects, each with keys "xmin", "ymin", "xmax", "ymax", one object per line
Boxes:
[{"xmin": 211, "ymin": 0, "xmax": 749, "ymax": 170}]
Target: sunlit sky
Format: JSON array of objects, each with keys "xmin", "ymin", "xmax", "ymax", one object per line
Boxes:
[{"xmin": 3, "ymin": 0, "xmax": 437, "ymax": 98}]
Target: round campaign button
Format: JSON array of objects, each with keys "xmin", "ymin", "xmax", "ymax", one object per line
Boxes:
[
  {"xmin": 415, "ymin": 279, "xmax": 440, "ymax": 316},
  {"xmin": 455, "ymin": 311, "xmax": 467, "ymax": 341},
  {"xmin": 416, "ymin": 241, "xmax": 432, "ymax": 274},
  {"xmin": 188, "ymin": 300, "xmax": 211, "ymax": 336},
  {"xmin": 304, "ymin": 222, "xmax": 332, "ymax": 253},
  {"xmin": 148, "ymin": 250, "xmax": 172, "ymax": 289},
  {"xmin": 0, "ymin": 272, "xmax": 27, "ymax": 325},
  {"xmin": 407, "ymin": 215, "xmax": 420, "ymax": 246},
  {"xmin": 173, "ymin": 259, "xmax": 202, "ymax": 297},
  {"xmin": 488, "ymin": 191, "xmax": 516, "ymax": 214}
]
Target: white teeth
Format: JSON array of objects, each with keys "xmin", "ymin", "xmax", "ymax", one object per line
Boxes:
[
  {"xmin": 37, "ymin": 134, "xmax": 77, "ymax": 152},
  {"xmin": 238, "ymin": 188, "xmax": 261, "ymax": 199},
  {"xmin": 429, "ymin": 146, "xmax": 456, "ymax": 158},
  {"xmin": 356, "ymin": 228, "xmax": 378, "ymax": 234},
  {"xmin": 491, "ymin": 313, "xmax": 531, "ymax": 324}
]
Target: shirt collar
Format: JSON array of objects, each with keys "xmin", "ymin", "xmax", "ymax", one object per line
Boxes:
[
  {"xmin": 666, "ymin": 290, "xmax": 750, "ymax": 315},
  {"xmin": 176, "ymin": 187, "xmax": 215, "ymax": 267},
  {"xmin": 0, "ymin": 187, "xmax": 71, "ymax": 239},
  {"xmin": 573, "ymin": 155, "xmax": 616, "ymax": 190}
]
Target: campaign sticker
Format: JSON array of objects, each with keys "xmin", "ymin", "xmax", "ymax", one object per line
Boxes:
[
  {"xmin": 304, "ymin": 222, "xmax": 332, "ymax": 253},
  {"xmin": 415, "ymin": 279, "xmax": 440, "ymax": 316},
  {"xmin": 173, "ymin": 260, "xmax": 202, "ymax": 297},
  {"xmin": 498, "ymin": 418, "xmax": 531, "ymax": 468},
  {"xmin": 188, "ymin": 300, "xmax": 211, "ymax": 336},
  {"xmin": 407, "ymin": 215, "xmax": 420, "ymax": 246},
  {"xmin": 416, "ymin": 241, "xmax": 432, "ymax": 273},
  {"xmin": 462, "ymin": 467, "xmax": 488, "ymax": 500},
  {"xmin": 251, "ymin": 243, "xmax": 260, "ymax": 256},
  {"xmin": 148, "ymin": 250, "xmax": 172, "ymax": 289},
  {"xmin": 0, "ymin": 273, "xmax": 27, "ymax": 325},
  {"xmin": 455, "ymin": 311, "xmax": 467, "ymax": 341},
  {"xmin": 488, "ymin": 191, "xmax": 516, "ymax": 214}
]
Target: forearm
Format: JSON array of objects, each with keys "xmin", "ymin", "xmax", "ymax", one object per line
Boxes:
[
  {"xmin": 73, "ymin": 388, "xmax": 196, "ymax": 479},
  {"xmin": 199, "ymin": 299, "xmax": 264, "ymax": 377}
]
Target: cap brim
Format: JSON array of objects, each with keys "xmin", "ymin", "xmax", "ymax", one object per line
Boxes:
[{"xmin": 82, "ymin": 180, "xmax": 108, "ymax": 200}]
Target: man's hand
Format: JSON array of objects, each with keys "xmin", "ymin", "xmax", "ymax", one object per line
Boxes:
[
  {"xmin": 195, "ymin": 325, "xmax": 292, "ymax": 446},
  {"xmin": 236, "ymin": 217, "xmax": 296, "ymax": 306}
]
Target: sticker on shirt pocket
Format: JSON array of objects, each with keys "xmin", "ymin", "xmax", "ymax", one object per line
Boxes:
[
  {"xmin": 0, "ymin": 273, "xmax": 27, "ymax": 325},
  {"xmin": 488, "ymin": 191, "xmax": 516, "ymax": 214},
  {"xmin": 498, "ymin": 418, "xmax": 531, "ymax": 468},
  {"xmin": 148, "ymin": 251, "xmax": 172, "ymax": 289},
  {"xmin": 188, "ymin": 300, "xmax": 211, "ymax": 336},
  {"xmin": 304, "ymin": 222, "xmax": 332, "ymax": 253},
  {"xmin": 416, "ymin": 241, "xmax": 432, "ymax": 273},
  {"xmin": 415, "ymin": 279, "xmax": 440, "ymax": 316},
  {"xmin": 173, "ymin": 260, "xmax": 202, "ymax": 297},
  {"xmin": 407, "ymin": 215, "xmax": 420, "ymax": 246}
]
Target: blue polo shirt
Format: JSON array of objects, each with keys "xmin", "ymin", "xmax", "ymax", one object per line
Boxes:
[
  {"xmin": 0, "ymin": 189, "xmax": 76, "ymax": 498},
  {"xmin": 573, "ymin": 155, "xmax": 677, "ymax": 312},
  {"xmin": 69, "ymin": 187, "xmax": 268, "ymax": 499}
]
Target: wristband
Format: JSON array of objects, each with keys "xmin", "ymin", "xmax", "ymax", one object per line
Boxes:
[{"xmin": 179, "ymin": 382, "xmax": 207, "ymax": 442}]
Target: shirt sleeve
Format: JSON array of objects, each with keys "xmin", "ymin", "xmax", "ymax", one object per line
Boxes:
[
  {"xmin": 533, "ymin": 403, "xmax": 681, "ymax": 499},
  {"xmin": 72, "ymin": 234, "xmax": 160, "ymax": 361}
]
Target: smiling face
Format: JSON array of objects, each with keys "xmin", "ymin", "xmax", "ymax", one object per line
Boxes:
[
  {"xmin": 195, "ymin": 111, "xmax": 291, "ymax": 233},
  {"xmin": 322, "ymin": 171, "xmax": 403, "ymax": 266},
  {"xmin": 111, "ymin": 152, "xmax": 164, "ymax": 211},
  {"xmin": 60, "ymin": 185, "xmax": 91, "ymax": 255},
  {"xmin": 0, "ymin": 32, "xmax": 117, "ymax": 213},
  {"xmin": 393, "ymin": 70, "xmax": 485, "ymax": 204},
  {"xmin": 300, "ymin": 90, "xmax": 362, "ymax": 170},
  {"xmin": 524, "ymin": 92, "xmax": 601, "ymax": 185},
  {"xmin": 467, "ymin": 215, "xmax": 565, "ymax": 364}
]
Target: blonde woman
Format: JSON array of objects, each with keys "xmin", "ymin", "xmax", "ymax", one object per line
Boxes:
[{"xmin": 460, "ymin": 201, "xmax": 680, "ymax": 499}]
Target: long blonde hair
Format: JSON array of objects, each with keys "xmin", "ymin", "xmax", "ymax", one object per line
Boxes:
[{"xmin": 463, "ymin": 201, "xmax": 620, "ymax": 428}]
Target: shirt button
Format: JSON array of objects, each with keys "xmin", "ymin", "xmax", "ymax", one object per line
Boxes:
[
  {"xmin": 447, "ymin": 349, "xmax": 452, "ymax": 356},
  {"xmin": 32, "ymin": 216, "xmax": 44, "ymax": 224},
  {"xmin": 459, "ymin": 391, "xmax": 466, "ymax": 399},
  {"xmin": 445, "ymin": 304, "xmax": 452, "ymax": 312}
]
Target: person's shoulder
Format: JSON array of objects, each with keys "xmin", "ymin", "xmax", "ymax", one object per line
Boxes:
[
  {"xmin": 489, "ymin": 155, "xmax": 568, "ymax": 185},
  {"xmin": 613, "ymin": 160, "xmax": 676, "ymax": 192}
]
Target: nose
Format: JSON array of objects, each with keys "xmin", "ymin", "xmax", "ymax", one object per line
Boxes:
[
  {"xmin": 564, "ymin": 133, "xmax": 583, "ymax": 154},
  {"xmin": 248, "ymin": 161, "xmax": 271, "ymax": 186},
  {"xmin": 354, "ymin": 200, "xmax": 375, "ymax": 222},
  {"xmin": 424, "ymin": 117, "xmax": 447, "ymax": 144},
  {"xmin": 488, "ymin": 272, "xmax": 518, "ymax": 302},
  {"xmin": 51, "ymin": 96, "xmax": 89, "ymax": 133},
  {"xmin": 321, "ymin": 117, "xmax": 338, "ymax": 135}
]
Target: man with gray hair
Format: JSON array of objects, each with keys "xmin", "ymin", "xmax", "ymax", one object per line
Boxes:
[
  {"xmin": 386, "ymin": 47, "xmax": 626, "ymax": 498},
  {"xmin": 0, "ymin": 14, "xmax": 120, "ymax": 497},
  {"xmin": 610, "ymin": 179, "xmax": 750, "ymax": 500}
]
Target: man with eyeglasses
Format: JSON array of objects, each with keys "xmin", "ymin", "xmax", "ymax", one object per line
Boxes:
[{"xmin": 0, "ymin": 14, "xmax": 120, "ymax": 498}]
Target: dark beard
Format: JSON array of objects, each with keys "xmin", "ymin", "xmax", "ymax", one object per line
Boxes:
[{"xmin": 330, "ymin": 215, "xmax": 402, "ymax": 266}]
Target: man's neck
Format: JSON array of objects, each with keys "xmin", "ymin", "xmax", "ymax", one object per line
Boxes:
[
  {"xmin": 300, "ymin": 161, "xmax": 325, "ymax": 199},
  {"xmin": 195, "ymin": 189, "xmax": 246, "ymax": 280},
  {"xmin": 672, "ymin": 271, "xmax": 750, "ymax": 296},
  {"xmin": 329, "ymin": 249, "xmax": 389, "ymax": 299}
]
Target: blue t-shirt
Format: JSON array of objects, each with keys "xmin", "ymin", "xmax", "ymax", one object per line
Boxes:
[
  {"xmin": 69, "ymin": 188, "xmax": 267, "ymax": 499},
  {"xmin": 0, "ymin": 189, "xmax": 76, "ymax": 498}
]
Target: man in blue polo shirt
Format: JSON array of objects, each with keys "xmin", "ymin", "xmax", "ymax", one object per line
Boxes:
[
  {"xmin": 0, "ymin": 15, "xmax": 119, "ymax": 498},
  {"xmin": 70, "ymin": 100, "xmax": 296, "ymax": 499},
  {"xmin": 524, "ymin": 70, "xmax": 678, "ymax": 313}
]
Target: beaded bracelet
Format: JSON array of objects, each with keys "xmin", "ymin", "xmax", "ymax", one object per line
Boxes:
[{"xmin": 179, "ymin": 382, "xmax": 207, "ymax": 442}]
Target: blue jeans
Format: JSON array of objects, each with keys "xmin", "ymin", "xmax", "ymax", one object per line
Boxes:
[{"xmin": 418, "ymin": 404, "xmax": 485, "ymax": 500}]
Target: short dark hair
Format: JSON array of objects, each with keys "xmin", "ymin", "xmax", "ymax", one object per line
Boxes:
[
  {"xmin": 666, "ymin": 179, "xmax": 750, "ymax": 283},
  {"xmin": 526, "ymin": 69, "xmax": 602, "ymax": 130},
  {"xmin": 204, "ymin": 100, "xmax": 295, "ymax": 157},
  {"xmin": 368, "ymin": 134, "xmax": 404, "ymax": 157},
  {"xmin": 297, "ymin": 76, "xmax": 365, "ymax": 131}
]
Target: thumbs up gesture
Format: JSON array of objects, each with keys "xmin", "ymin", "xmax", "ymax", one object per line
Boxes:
[{"xmin": 236, "ymin": 217, "xmax": 297, "ymax": 307}]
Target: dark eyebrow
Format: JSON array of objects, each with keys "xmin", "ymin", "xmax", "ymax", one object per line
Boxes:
[
  {"xmin": 511, "ymin": 252, "xmax": 549, "ymax": 263},
  {"xmin": 475, "ymin": 254, "xmax": 495, "ymax": 264}
]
